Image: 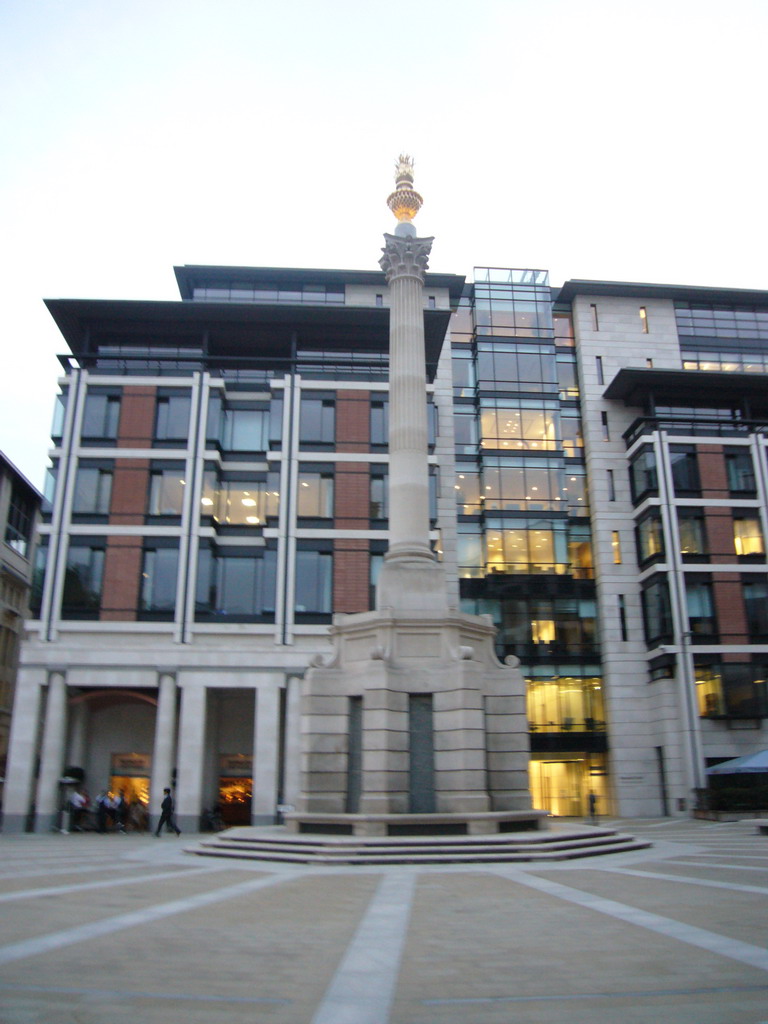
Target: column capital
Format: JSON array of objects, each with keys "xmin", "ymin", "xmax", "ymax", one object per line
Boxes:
[{"xmin": 379, "ymin": 233, "xmax": 434, "ymax": 285}]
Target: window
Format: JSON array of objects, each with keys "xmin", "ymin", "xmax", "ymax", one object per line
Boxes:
[
  {"xmin": 556, "ymin": 355, "xmax": 578, "ymax": 398},
  {"xmin": 678, "ymin": 510, "xmax": 707, "ymax": 560},
  {"xmin": 154, "ymin": 392, "xmax": 191, "ymax": 443},
  {"xmin": 600, "ymin": 411, "xmax": 610, "ymax": 441},
  {"xmin": 195, "ymin": 546, "xmax": 277, "ymax": 620},
  {"xmin": 297, "ymin": 471, "xmax": 333, "ymax": 518},
  {"xmin": 641, "ymin": 577, "xmax": 673, "ymax": 646},
  {"xmin": 618, "ymin": 595, "xmax": 628, "ymax": 641},
  {"xmin": 639, "ymin": 307, "xmax": 649, "ymax": 333},
  {"xmin": 455, "ymin": 471, "xmax": 481, "ymax": 515},
  {"xmin": 611, "ymin": 532, "xmax": 622, "ymax": 564},
  {"xmin": 4, "ymin": 483, "xmax": 35, "ymax": 557},
  {"xmin": 636, "ymin": 510, "xmax": 665, "ymax": 564},
  {"xmin": 295, "ymin": 548, "xmax": 332, "ymax": 617},
  {"xmin": 734, "ymin": 517, "xmax": 765, "ymax": 558},
  {"xmin": 726, "ymin": 449, "xmax": 756, "ymax": 495},
  {"xmin": 200, "ymin": 470, "xmax": 280, "ymax": 526},
  {"xmin": 220, "ymin": 407, "xmax": 271, "ymax": 452},
  {"xmin": 82, "ymin": 392, "xmax": 120, "ymax": 441},
  {"xmin": 428, "ymin": 295, "xmax": 436, "ymax": 309},
  {"xmin": 607, "ymin": 469, "xmax": 615, "ymax": 502},
  {"xmin": 629, "ymin": 446, "xmax": 658, "ymax": 502},
  {"xmin": 62, "ymin": 542, "xmax": 105, "ymax": 617},
  {"xmin": 698, "ymin": 663, "xmax": 768, "ymax": 719},
  {"xmin": 51, "ymin": 390, "xmax": 68, "ymax": 441},
  {"xmin": 568, "ymin": 527, "xmax": 594, "ymax": 579},
  {"xmin": 482, "ymin": 463, "xmax": 565, "ymax": 513},
  {"xmin": 476, "ymin": 343, "xmax": 557, "ymax": 393},
  {"xmin": 595, "ymin": 356, "xmax": 604, "ymax": 385},
  {"xmin": 479, "ymin": 403, "xmax": 559, "ymax": 451},
  {"xmin": 72, "ymin": 465, "xmax": 113, "ymax": 516},
  {"xmin": 299, "ymin": 397, "xmax": 335, "ymax": 446},
  {"xmin": 140, "ymin": 546, "xmax": 179, "ymax": 617},
  {"xmin": 370, "ymin": 473, "xmax": 388, "ymax": 520},
  {"xmin": 686, "ymin": 578, "xmax": 717, "ymax": 638},
  {"xmin": 590, "ymin": 304, "xmax": 599, "ymax": 330},
  {"xmin": 525, "ymin": 674, "xmax": 604, "ymax": 734},
  {"xmin": 462, "ymin": 596, "xmax": 597, "ymax": 658},
  {"xmin": 370, "ymin": 400, "xmax": 388, "ymax": 447},
  {"xmin": 486, "ymin": 526, "xmax": 560, "ymax": 575},
  {"xmin": 669, "ymin": 446, "xmax": 700, "ymax": 495},
  {"xmin": 744, "ymin": 578, "xmax": 768, "ymax": 640},
  {"xmin": 148, "ymin": 467, "xmax": 186, "ymax": 517},
  {"xmin": 375, "ymin": 294, "xmax": 383, "ymax": 307}
]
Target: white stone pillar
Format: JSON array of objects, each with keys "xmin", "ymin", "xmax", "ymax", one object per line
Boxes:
[
  {"xmin": 34, "ymin": 671, "xmax": 68, "ymax": 833},
  {"xmin": 379, "ymin": 233, "xmax": 434, "ymax": 563},
  {"xmin": 66, "ymin": 700, "xmax": 88, "ymax": 769},
  {"xmin": 3, "ymin": 672, "xmax": 44, "ymax": 833},
  {"xmin": 150, "ymin": 673, "xmax": 177, "ymax": 830},
  {"xmin": 282, "ymin": 676, "xmax": 302, "ymax": 808},
  {"xmin": 175, "ymin": 681, "xmax": 206, "ymax": 833},
  {"xmin": 252, "ymin": 685, "xmax": 279, "ymax": 824}
]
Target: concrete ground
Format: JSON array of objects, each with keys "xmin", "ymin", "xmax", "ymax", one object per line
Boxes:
[{"xmin": 0, "ymin": 819, "xmax": 766, "ymax": 1024}]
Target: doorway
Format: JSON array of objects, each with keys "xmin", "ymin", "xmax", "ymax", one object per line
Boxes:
[{"xmin": 218, "ymin": 777, "xmax": 252, "ymax": 825}]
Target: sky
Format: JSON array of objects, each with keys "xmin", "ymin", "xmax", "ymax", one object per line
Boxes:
[{"xmin": 1, "ymin": 0, "xmax": 766, "ymax": 488}]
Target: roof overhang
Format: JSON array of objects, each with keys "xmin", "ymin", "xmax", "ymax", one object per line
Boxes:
[
  {"xmin": 556, "ymin": 279, "xmax": 768, "ymax": 306},
  {"xmin": 44, "ymin": 297, "xmax": 454, "ymax": 382},
  {"xmin": 604, "ymin": 366, "xmax": 768, "ymax": 406},
  {"xmin": 173, "ymin": 264, "xmax": 467, "ymax": 309}
]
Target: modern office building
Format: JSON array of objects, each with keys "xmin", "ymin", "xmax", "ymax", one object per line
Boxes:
[
  {"xmin": 4, "ymin": 262, "xmax": 768, "ymax": 831},
  {"xmin": 0, "ymin": 452, "xmax": 41, "ymax": 807}
]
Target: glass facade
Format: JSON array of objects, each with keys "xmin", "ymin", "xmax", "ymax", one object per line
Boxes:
[{"xmin": 453, "ymin": 269, "xmax": 602, "ymax": 807}]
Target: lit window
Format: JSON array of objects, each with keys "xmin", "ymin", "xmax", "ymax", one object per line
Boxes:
[
  {"xmin": 611, "ymin": 531, "xmax": 622, "ymax": 564},
  {"xmin": 734, "ymin": 517, "xmax": 765, "ymax": 557},
  {"xmin": 639, "ymin": 307, "xmax": 649, "ymax": 333}
]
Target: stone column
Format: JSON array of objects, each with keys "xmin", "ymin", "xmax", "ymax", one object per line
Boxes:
[
  {"xmin": 34, "ymin": 671, "xmax": 68, "ymax": 833},
  {"xmin": 3, "ymin": 672, "xmax": 44, "ymax": 833},
  {"xmin": 377, "ymin": 231, "xmax": 446, "ymax": 610},
  {"xmin": 66, "ymin": 700, "xmax": 88, "ymax": 768},
  {"xmin": 282, "ymin": 676, "xmax": 302, "ymax": 807},
  {"xmin": 150, "ymin": 673, "xmax": 177, "ymax": 830},
  {"xmin": 175, "ymin": 681, "xmax": 206, "ymax": 833},
  {"xmin": 252, "ymin": 685, "xmax": 279, "ymax": 824}
]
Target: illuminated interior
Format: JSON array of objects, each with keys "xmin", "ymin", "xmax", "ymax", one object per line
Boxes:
[
  {"xmin": 529, "ymin": 756, "xmax": 609, "ymax": 817},
  {"xmin": 218, "ymin": 776, "xmax": 253, "ymax": 825}
]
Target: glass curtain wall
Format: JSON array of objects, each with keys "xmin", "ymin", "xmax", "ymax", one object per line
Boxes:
[{"xmin": 453, "ymin": 269, "xmax": 605, "ymax": 813}]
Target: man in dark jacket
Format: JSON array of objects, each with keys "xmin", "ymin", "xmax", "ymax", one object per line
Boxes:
[{"xmin": 154, "ymin": 787, "xmax": 181, "ymax": 836}]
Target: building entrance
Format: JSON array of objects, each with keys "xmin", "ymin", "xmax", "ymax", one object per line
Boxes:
[
  {"xmin": 529, "ymin": 756, "xmax": 608, "ymax": 817},
  {"xmin": 218, "ymin": 777, "xmax": 252, "ymax": 825}
]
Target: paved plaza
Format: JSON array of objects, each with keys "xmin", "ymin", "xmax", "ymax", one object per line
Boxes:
[{"xmin": 0, "ymin": 818, "xmax": 766, "ymax": 1023}]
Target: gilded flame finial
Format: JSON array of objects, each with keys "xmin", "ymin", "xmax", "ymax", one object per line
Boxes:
[{"xmin": 387, "ymin": 154, "xmax": 423, "ymax": 224}]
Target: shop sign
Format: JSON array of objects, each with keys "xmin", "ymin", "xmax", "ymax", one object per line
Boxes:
[
  {"xmin": 111, "ymin": 753, "xmax": 151, "ymax": 776},
  {"xmin": 219, "ymin": 754, "xmax": 253, "ymax": 776}
]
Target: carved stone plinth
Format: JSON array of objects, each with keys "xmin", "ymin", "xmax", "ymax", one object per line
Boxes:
[{"xmin": 297, "ymin": 608, "xmax": 531, "ymax": 817}]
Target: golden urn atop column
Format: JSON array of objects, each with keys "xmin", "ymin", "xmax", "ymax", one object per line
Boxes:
[{"xmin": 386, "ymin": 154, "xmax": 423, "ymax": 224}]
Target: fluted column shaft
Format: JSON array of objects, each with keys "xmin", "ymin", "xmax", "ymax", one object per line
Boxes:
[
  {"xmin": 150, "ymin": 673, "xmax": 177, "ymax": 829},
  {"xmin": 380, "ymin": 233, "xmax": 434, "ymax": 562},
  {"xmin": 35, "ymin": 672, "xmax": 68, "ymax": 832}
]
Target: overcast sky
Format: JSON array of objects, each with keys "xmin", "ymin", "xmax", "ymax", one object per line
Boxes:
[{"xmin": 1, "ymin": 0, "xmax": 765, "ymax": 488}]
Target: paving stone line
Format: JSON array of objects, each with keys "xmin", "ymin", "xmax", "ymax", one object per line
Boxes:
[
  {"xmin": 0, "ymin": 870, "xmax": 297, "ymax": 966},
  {"xmin": 489, "ymin": 868, "xmax": 768, "ymax": 973},
  {"xmin": 310, "ymin": 869, "xmax": 415, "ymax": 1024},
  {"xmin": 0, "ymin": 864, "xmax": 223, "ymax": 903}
]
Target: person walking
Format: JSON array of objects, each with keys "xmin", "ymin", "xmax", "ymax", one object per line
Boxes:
[{"xmin": 154, "ymin": 787, "xmax": 181, "ymax": 837}]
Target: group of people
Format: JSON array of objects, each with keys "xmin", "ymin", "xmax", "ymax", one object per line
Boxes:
[{"xmin": 69, "ymin": 787, "xmax": 150, "ymax": 833}]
